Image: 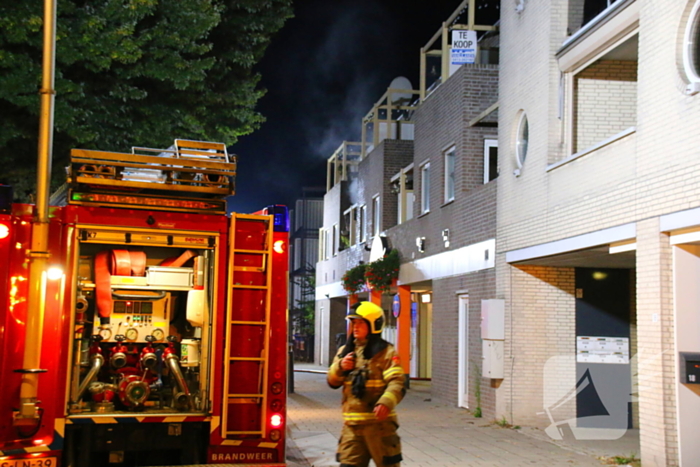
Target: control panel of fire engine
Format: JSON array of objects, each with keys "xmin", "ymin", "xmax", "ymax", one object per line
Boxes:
[{"xmin": 91, "ymin": 290, "xmax": 171, "ymax": 343}]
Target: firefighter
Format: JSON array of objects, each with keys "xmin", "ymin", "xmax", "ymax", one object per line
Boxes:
[{"xmin": 327, "ymin": 301, "xmax": 405, "ymax": 467}]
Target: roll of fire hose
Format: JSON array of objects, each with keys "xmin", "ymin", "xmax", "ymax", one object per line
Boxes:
[
  {"xmin": 186, "ymin": 255, "xmax": 206, "ymax": 327},
  {"xmin": 159, "ymin": 249, "xmax": 196, "ymax": 268},
  {"xmin": 79, "ymin": 165, "xmax": 96, "ymax": 177},
  {"xmin": 79, "ymin": 164, "xmax": 115, "ymax": 178},
  {"xmin": 94, "ymin": 250, "xmax": 146, "ymax": 325},
  {"xmin": 203, "ymin": 173, "xmax": 226, "ymax": 187}
]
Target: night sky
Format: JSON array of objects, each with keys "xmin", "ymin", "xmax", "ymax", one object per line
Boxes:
[{"xmin": 227, "ymin": 0, "xmax": 462, "ymax": 214}]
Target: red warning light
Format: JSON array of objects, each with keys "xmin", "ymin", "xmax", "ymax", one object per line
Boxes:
[
  {"xmin": 270, "ymin": 414, "xmax": 283, "ymax": 428},
  {"xmin": 0, "ymin": 223, "xmax": 9, "ymax": 240}
]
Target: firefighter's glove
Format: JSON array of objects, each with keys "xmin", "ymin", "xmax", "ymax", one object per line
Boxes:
[
  {"xmin": 350, "ymin": 368, "xmax": 368, "ymax": 399},
  {"xmin": 340, "ymin": 352, "xmax": 356, "ymax": 372},
  {"xmin": 373, "ymin": 403, "xmax": 390, "ymax": 421}
]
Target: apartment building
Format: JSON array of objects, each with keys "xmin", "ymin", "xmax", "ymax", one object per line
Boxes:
[
  {"xmin": 496, "ymin": 0, "xmax": 700, "ymax": 464},
  {"xmin": 315, "ymin": 0, "xmax": 501, "ymax": 416}
]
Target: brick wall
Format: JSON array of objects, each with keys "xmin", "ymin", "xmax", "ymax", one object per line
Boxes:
[
  {"xmin": 430, "ymin": 269, "xmax": 497, "ymax": 414},
  {"xmin": 635, "ymin": 218, "xmax": 677, "ymax": 466},
  {"xmin": 393, "ymin": 64, "xmax": 499, "ymax": 414},
  {"xmin": 502, "ymin": 264, "xmax": 577, "ymax": 426},
  {"xmin": 357, "ymin": 139, "xmax": 414, "ymax": 236}
]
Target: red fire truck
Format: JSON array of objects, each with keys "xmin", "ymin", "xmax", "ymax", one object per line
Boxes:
[{"xmin": 0, "ymin": 140, "xmax": 289, "ymax": 466}]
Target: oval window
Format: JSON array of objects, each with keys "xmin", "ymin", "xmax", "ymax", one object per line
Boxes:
[
  {"xmin": 515, "ymin": 112, "xmax": 529, "ymax": 168},
  {"xmin": 683, "ymin": 0, "xmax": 700, "ymax": 91}
]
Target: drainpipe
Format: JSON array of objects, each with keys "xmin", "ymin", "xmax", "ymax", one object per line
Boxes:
[{"xmin": 15, "ymin": 0, "xmax": 57, "ymax": 429}]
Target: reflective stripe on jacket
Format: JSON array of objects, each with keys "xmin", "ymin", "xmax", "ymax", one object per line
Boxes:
[{"xmin": 328, "ymin": 341, "xmax": 405, "ymax": 425}]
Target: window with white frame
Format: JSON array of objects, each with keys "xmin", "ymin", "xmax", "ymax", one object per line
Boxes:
[
  {"xmin": 372, "ymin": 196, "xmax": 381, "ymax": 237},
  {"xmin": 484, "ymin": 139, "xmax": 498, "ymax": 183},
  {"xmin": 332, "ymin": 224, "xmax": 338, "ymax": 256},
  {"xmin": 444, "ymin": 147, "xmax": 455, "ymax": 203},
  {"xmin": 684, "ymin": 0, "xmax": 700, "ymax": 95},
  {"xmin": 420, "ymin": 162, "xmax": 430, "ymax": 214},
  {"xmin": 515, "ymin": 112, "xmax": 529, "ymax": 171},
  {"xmin": 360, "ymin": 205, "xmax": 367, "ymax": 243},
  {"xmin": 319, "ymin": 228, "xmax": 326, "ymax": 260},
  {"xmin": 342, "ymin": 206, "xmax": 357, "ymax": 247}
]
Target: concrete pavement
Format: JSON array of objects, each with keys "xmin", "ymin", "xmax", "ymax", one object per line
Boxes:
[{"xmin": 286, "ymin": 364, "xmax": 640, "ymax": 467}]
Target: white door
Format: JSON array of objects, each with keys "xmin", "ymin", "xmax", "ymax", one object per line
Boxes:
[
  {"xmin": 318, "ymin": 306, "xmax": 325, "ymax": 366},
  {"xmin": 458, "ymin": 295, "xmax": 469, "ymax": 408},
  {"xmin": 410, "ymin": 302, "xmax": 419, "ymax": 377}
]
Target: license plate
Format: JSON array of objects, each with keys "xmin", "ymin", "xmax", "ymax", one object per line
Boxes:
[{"xmin": 0, "ymin": 457, "xmax": 58, "ymax": 467}]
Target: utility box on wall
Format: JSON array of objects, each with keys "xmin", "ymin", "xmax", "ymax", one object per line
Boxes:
[
  {"xmin": 481, "ymin": 299, "xmax": 505, "ymax": 379},
  {"xmin": 482, "ymin": 340, "xmax": 504, "ymax": 379},
  {"xmin": 481, "ymin": 299, "xmax": 505, "ymax": 340}
]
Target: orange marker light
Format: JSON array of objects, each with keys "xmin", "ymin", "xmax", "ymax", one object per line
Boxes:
[
  {"xmin": 273, "ymin": 240, "xmax": 285, "ymax": 254},
  {"xmin": 47, "ymin": 267, "xmax": 64, "ymax": 280},
  {"xmin": 0, "ymin": 223, "xmax": 9, "ymax": 239}
]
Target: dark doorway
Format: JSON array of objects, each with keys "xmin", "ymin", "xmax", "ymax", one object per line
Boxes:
[{"xmin": 575, "ymin": 268, "xmax": 632, "ymax": 429}]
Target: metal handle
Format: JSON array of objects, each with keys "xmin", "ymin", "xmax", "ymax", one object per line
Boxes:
[{"xmin": 111, "ymin": 290, "xmax": 167, "ymax": 300}]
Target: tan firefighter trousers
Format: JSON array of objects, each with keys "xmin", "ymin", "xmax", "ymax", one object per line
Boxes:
[{"xmin": 337, "ymin": 420, "xmax": 402, "ymax": 467}]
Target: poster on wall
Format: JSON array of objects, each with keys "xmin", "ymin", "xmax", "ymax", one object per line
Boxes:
[{"xmin": 449, "ymin": 30, "xmax": 477, "ymax": 76}]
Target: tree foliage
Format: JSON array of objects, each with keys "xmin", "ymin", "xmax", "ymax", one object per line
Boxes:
[{"xmin": 0, "ymin": 0, "xmax": 292, "ymax": 199}]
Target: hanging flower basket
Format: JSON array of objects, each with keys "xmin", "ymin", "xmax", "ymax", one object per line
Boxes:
[
  {"xmin": 341, "ymin": 263, "xmax": 367, "ymax": 295},
  {"xmin": 364, "ymin": 249, "xmax": 400, "ymax": 294}
]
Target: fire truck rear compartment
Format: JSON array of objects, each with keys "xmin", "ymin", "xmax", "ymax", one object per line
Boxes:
[{"xmin": 69, "ymin": 238, "xmax": 214, "ymax": 416}]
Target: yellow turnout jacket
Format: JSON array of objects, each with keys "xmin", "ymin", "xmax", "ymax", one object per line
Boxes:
[{"xmin": 328, "ymin": 340, "xmax": 405, "ymax": 425}]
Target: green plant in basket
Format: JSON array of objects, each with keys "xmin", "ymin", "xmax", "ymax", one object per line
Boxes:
[
  {"xmin": 364, "ymin": 249, "xmax": 400, "ymax": 294},
  {"xmin": 341, "ymin": 263, "xmax": 367, "ymax": 295}
]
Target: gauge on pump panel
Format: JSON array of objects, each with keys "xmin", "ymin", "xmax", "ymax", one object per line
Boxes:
[
  {"xmin": 152, "ymin": 328, "xmax": 165, "ymax": 342},
  {"xmin": 125, "ymin": 327, "xmax": 139, "ymax": 342},
  {"xmin": 98, "ymin": 327, "xmax": 112, "ymax": 341}
]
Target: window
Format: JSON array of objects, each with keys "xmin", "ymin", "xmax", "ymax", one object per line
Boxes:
[
  {"xmin": 332, "ymin": 224, "xmax": 338, "ymax": 257},
  {"xmin": 421, "ymin": 163, "xmax": 431, "ymax": 214},
  {"xmin": 444, "ymin": 148, "xmax": 455, "ymax": 203},
  {"xmin": 342, "ymin": 206, "xmax": 357, "ymax": 248},
  {"xmin": 372, "ymin": 196, "xmax": 381, "ymax": 237},
  {"xmin": 360, "ymin": 205, "xmax": 367, "ymax": 243},
  {"xmin": 325, "ymin": 228, "xmax": 332, "ymax": 260},
  {"xmin": 392, "ymin": 166, "xmax": 415, "ymax": 225},
  {"xmin": 484, "ymin": 139, "xmax": 498, "ymax": 183},
  {"xmin": 515, "ymin": 112, "xmax": 529, "ymax": 171},
  {"xmin": 684, "ymin": 0, "xmax": 700, "ymax": 94},
  {"xmin": 319, "ymin": 228, "xmax": 326, "ymax": 260}
]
